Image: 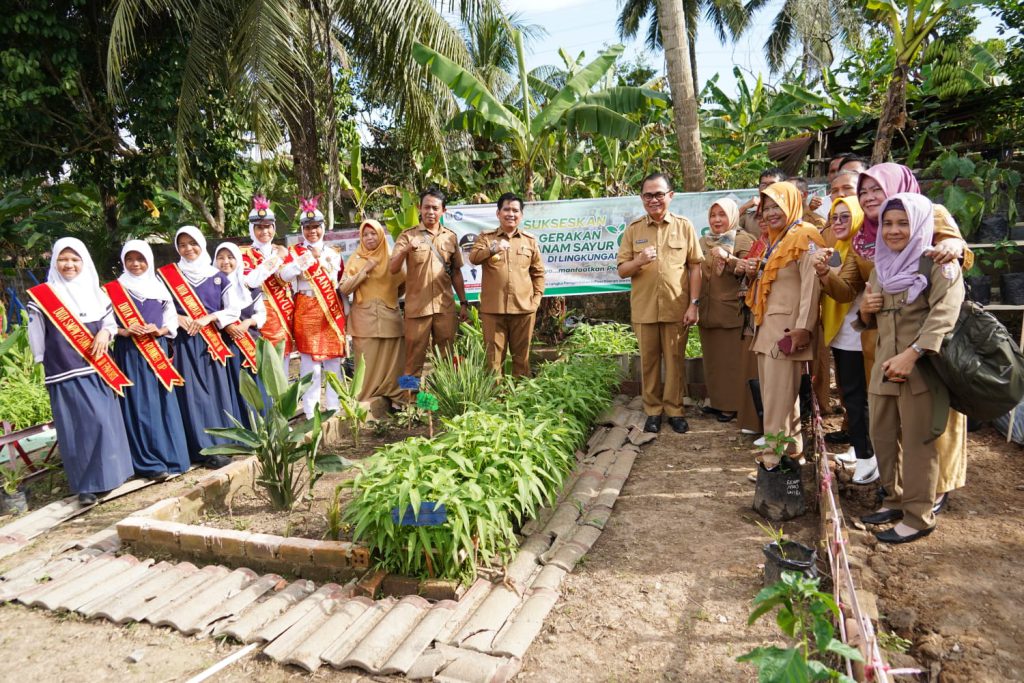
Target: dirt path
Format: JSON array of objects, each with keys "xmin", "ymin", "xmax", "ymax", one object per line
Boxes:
[
  {"xmin": 0, "ymin": 414, "xmax": 1020, "ymax": 681},
  {"xmin": 518, "ymin": 411, "xmax": 815, "ymax": 681}
]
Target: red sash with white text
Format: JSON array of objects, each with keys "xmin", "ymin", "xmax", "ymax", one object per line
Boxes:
[
  {"xmin": 27, "ymin": 284, "xmax": 133, "ymax": 396},
  {"xmin": 290, "ymin": 244, "xmax": 346, "ymax": 344},
  {"xmin": 157, "ymin": 264, "xmax": 233, "ymax": 365},
  {"xmin": 102, "ymin": 281, "xmax": 185, "ymax": 391},
  {"xmin": 242, "ymin": 247, "xmax": 294, "ymax": 343}
]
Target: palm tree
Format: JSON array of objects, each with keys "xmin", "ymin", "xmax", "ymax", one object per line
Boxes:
[
  {"xmin": 761, "ymin": 0, "xmax": 862, "ymax": 76},
  {"xmin": 107, "ymin": 0, "xmax": 500, "ymax": 216},
  {"xmin": 461, "ymin": 11, "xmax": 547, "ymax": 101},
  {"xmin": 658, "ymin": 0, "xmax": 705, "ymax": 191},
  {"xmin": 616, "ymin": 0, "xmax": 765, "ymax": 90}
]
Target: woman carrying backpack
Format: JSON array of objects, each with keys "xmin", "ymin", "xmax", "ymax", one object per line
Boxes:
[{"xmin": 856, "ymin": 194, "xmax": 964, "ymax": 543}]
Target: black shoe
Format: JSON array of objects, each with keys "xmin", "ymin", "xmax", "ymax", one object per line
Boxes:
[
  {"xmin": 876, "ymin": 525, "xmax": 935, "ymax": 544},
  {"xmin": 78, "ymin": 492, "xmax": 98, "ymax": 505},
  {"xmin": 932, "ymin": 493, "xmax": 949, "ymax": 516},
  {"xmin": 825, "ymin": 430, "xmax": 850, "ymax": 445},
  {"xmin": 643, "ymin": 415, "xmax": 662, "ymax": 433},
  {"xmin": 668, "ymin": 417, "xmax": 689, "ymax": 434},
  {"xmin": 861, "ymin": 508, "xmax": 903, "ymax": 525},
  {"xmin": 197, "ymin": 454, "xmax": 233, "ymax": 470},
  {"xmin": 147, "ymin": 471, "xmax": 170, "ymax": 482},
  {"xmin": 717, "ymin": 411, "xmax": 737, "ymax": 423},
  {"xmin": 701, "ymin": 406, "xmax": 722, "ymax": 416}
]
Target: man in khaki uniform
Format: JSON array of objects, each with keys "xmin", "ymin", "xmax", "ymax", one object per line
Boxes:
[
  {"xmin": 738, "ymin": 168, "xmax": 786, "ymax": 237},
  {"xmin": 617, "ymin": 173, "xmax": 703, "ymax": 434},
  {"xmin": 389, "ymin": 188, "xmax": 469, "ymax": 377},
  {"xmin": 469, "ymin": 192, "xmax": 546, "ymax": 377}
]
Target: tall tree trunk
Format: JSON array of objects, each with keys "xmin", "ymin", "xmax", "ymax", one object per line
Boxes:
[
  {"xmin": 283, "ymin": 67, "xmax": 325, "ymax": 198},
  {"xmin": 657, "ymin": 0, "xmax": 705, "ymax": 192},
  {"xmin": 872, "ymin": 62, "xmax": 909, "ymax": 164}
]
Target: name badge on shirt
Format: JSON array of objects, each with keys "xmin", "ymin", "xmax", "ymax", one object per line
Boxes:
[{"xmin": 635, "ymin": 239, "xmax": 649, "ymax": 244}]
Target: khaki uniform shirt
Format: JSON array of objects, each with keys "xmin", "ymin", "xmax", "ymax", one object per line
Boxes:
[
  {"xmin": 394, "ymin": 224, "xmax": 463, "ymax": 318},
  {"xmin": 750, "ymin": 251, "xmax": 821, "ymax": 361},
  {"xmin": 617, "ymin": 212, "xmax": 704, "ymax": 324},
  {"xmin": 857, "ymin": 260, "xmax": 964, "ymax": 396},
  {"xmin": 698, "ymin": 231, "xmax": 754, "ymax": 329},
  {"xmin": 469, "ymin": 228, "xmax": 546, "ymax": 314}
]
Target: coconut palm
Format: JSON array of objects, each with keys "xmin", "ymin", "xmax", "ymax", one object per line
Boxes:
[{"xmin": 107, "ymin": 0, "xmax": 500, "ymax": 203}]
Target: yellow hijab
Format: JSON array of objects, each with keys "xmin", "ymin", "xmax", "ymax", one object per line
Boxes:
[
  {"xmin": 345, "ymin": 220, "xmax": 404, "ymax": 306},
  {"xmin": 821, "ymin": 196, "xmax": 864, "ymax": 344},
  {"xmin": 745, "ymin": 182, "xmax": 824, "ymax": 326}
]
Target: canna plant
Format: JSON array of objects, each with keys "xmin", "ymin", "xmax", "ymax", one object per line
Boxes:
[{"xmin": 203, "ymin": 339, "xmax": 350, "ymax": 511}]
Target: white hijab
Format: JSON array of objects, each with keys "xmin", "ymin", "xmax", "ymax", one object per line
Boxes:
[
  {"xmin": 301, "ymin": 223, "xmax": 325, "ymax": 251},
  {"xmin": 47, "ymin": 237, "xmax": 109, "ymax": 322},
  {"xmin": 215, "ymin": 242, "xmax": 254, "ymax": 311},
  {"xmin": 118, "ymin": 240, "xmax": 172, "ymax": 302},
  {"xmin": 249, "ymin": 222, "xmax": 276, "ymax": 256},
  {"xmin": 175, "ymin": 225, "xmax": 218, "ymax": 283}
]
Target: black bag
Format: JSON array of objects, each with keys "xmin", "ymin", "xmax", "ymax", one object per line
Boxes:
[
  {"xmin": 753, "ymin": 456, "xmax": 806, "ymax": 522},
  {"xmin": 927, "ymin": 300, "xmax": 1024, "ymax": 421}
]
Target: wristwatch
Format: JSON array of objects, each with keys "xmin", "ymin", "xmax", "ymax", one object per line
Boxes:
[
  {"xmin": 910, "ymin": 342, "xmax": 925, "ymax": 356},
  {"xmin": 690, "ymin": 298, "xmax": 700, "ymax": 306}
]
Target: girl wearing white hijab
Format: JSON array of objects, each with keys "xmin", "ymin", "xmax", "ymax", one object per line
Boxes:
[
  {"xmin": 163, "ymin": 226, "xmax": 239, "ymax": 469},
  {"xmin": 216, "ymin": 241, "xmax": 271, "ymax": 421},
  {"xmin": 27, "ymin": 238, "xmax": 134, "ymax": 504},
  {"xmin": 108, "ymin": 240, "xmax": 190, "ymax": 479}
]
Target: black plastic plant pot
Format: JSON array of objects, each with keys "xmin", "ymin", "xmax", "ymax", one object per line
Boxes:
[
  {"xmin": 977, "ymin": 215, "xmax": 1009, "ymax": 244},
  {"xmin": 965, "ymin": 275, "xmax": 992, "ymax": 306},
  {"xmin": 762, "ymin": 540, "xmax": 818, "ymax": 586},
  {"xmin": 1001, "ymin": 272, "xmax": 1024, "ymax": 306}
]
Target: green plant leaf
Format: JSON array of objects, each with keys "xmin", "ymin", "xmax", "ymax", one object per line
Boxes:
[{"xmin": 238, "ymin": 368, "xmax": 265, "ymax": 412}]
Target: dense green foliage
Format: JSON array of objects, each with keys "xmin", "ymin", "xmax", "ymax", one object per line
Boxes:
[
  {"xmin": 343, "ymin": 341, "xmax": 620, "ymax": 581},
  {"xmin": 0, "ymin": 324, "xmax": 51, "ymax": 430},
  {"xmin": 425, "ymin": 316, "xmax": 500, "ymax": 420},
  {"xmin": 564, "ymin": 322, "xmax": 639, "ymax": 356}
]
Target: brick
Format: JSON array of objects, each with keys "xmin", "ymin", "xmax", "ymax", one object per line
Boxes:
[
  {"xmin": 199, "ymin": 473, "xmax": 230, "ymax": 504},
  {"xmin": 382, "ymin": 574, "xmax": 419, "ymax": 597},
  {"xmin": 419, "ymin": 578, "xmax": 461, "ymax": 601},
  {"xmin": 348, "ymin": 544, "xmax": 371, "ymax": 570},
  {"xmin": 278, "ymin": 537, "xmax": 320, "ymax": 565},
  {"xmin": 116, "ymin": 518, "xmax": 146, "ymax": 543},
  {"xmin": 140, "ymin": 498, "xmax": 178, "ymax": 521},
  {"xmin": 311, "ymin": 540, "xmax": 351, "ymax": 569},
  {"xmin": 353, "ymin": 569, "xmax": 387, "ymax": 599},
  {"xmin": 175, "ymin": 488, "xmax": 206, "ymax": 522},
  {"xmin": 143, "ymin": 520, "xmax": 183, "ymax": 550},
  {"xmin": 244, "ymin": 533, "xmax": 282, "ymax": 561},
  {"xmin": 206, "ymin": 528, "xmax": 250, "ymax": 558},
  {"xmin": 178, "ymin": 526, "xmax": 213, "ymax": 554}
]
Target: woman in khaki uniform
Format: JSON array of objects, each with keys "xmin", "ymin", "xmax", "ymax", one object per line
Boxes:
[
  {"xmin": 698, "ymin": 198, "xmax": 755, "ymax": 423},
  {"xmin": 339, "ymin": 220, "xmax": 406, "ymax": 406},
  {"xmin": 815, "ymin": 163, "xmax": 971, "ymax": 510},
  {"xmin": 856, "ymin": 194, "xmax": 964, "ymax": 543},
  {"xmin": 739, "ymin": 182, "xmax": 825, "ymax": 466}
]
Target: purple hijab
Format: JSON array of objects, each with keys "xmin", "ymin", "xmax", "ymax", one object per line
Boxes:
[
  {"xmin": 874, "ymin": 193, "xmax": 934, "ymax": 304},
  {"xmin": 852, "ymin": 163, "xmax": 921, "ymax": 260}
]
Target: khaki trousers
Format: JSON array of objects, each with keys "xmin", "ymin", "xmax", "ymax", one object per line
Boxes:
[
  {"xmin": 812, "ymin": 326, "xmax": 831, "ymax": 414},
  {"xmin": 757, "ymin": 353, "xmax": 803, "ymax": 462},
  {"xmin": 403, "ymin": 312, "xmax": 456, "ymax": 377},
  {"xmin": 481, "ymin": 312, "xmax": 536, "ymax": 377},
  {"xmin": 634, "ymin": 322, "xmax": 686, "ymax": 418},
  {"xmin": 870, "ymin": 387, "xmax": 939, "ymax": 531}
]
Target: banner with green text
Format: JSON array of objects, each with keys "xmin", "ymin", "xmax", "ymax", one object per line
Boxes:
[{"xmin": 445, "ymin": 189, "xmax": 765, "ymax": 301}]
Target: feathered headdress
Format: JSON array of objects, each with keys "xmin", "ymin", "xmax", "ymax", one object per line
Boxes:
[
  {"xmin": 298, "ymin": 195, "xmax": 324, "ymax": 226},
  {"xmin": 248, "ymin": 194, "xmax": 276, "ymax": 223}
]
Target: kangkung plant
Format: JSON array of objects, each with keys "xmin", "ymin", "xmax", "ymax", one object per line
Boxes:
[
  {"xmin": 0, "ymin": 319, "xmax": 52, "ymax": 430},
  {"xmin": 738, "ymin": 571, "xmax": 862, "ymax": 682},
  {"xmin": 564, "ymin": 322, "xmax": 638, "ymax": 356},
  {"xmin": 343, "ymin": 347, "xmax": 619, "ymax": 581},
  {"xmin": 325, "ymin": 356, "xmax": 369, "ymax": 448},
  {"xmin": 203, "ymin": 339, "xmax": 350, "ymax": 511}
]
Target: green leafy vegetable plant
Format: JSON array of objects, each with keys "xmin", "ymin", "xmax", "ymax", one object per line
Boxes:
[
  {"xmin": 737, "ymin": 571, "xmax": 863, "ymax": 682},
  {"xmin": 564, "ymin": 322, "xmax": 638, "ymax": 355},
  {"xmin": 324, "ymin": 356, "xmax": 369, "ymax": 447},
  {"xmin": 0, "ymin": 321, "xmax": 51, "ymax": 429},
  {"xmin": 202, "ymin": 339, "xmax": 350, "ymax": 511},
  {"xmin": 425, "ymin": 322, "xmax": 499, "ymax": 420}
]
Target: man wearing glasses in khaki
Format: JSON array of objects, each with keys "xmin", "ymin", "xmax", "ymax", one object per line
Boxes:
[{"xmin": 617, "ymin": 173, "xmax": 704, "ymax": 435}]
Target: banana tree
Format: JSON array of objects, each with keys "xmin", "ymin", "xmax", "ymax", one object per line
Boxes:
[
  {"xmin": 412, "ymin": 35, "xmax": 669, "ymax": 200},
  {"xmin": 866, "ymin": 0, "xmax": 981, "ymax": 163}
]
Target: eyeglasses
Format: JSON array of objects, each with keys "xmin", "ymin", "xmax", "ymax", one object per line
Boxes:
[
  {"xmin": 832, "ymin": 213, "xmax": 852, "ymax": 224},
  {"xmin": 642, "ymin": 191, "xmax": 669, "ymax": 202}
]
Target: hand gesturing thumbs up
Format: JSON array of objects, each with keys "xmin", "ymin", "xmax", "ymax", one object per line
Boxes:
[{"xmin": 860, "ymin": 283, "xmax": 883, "ymax": 315}]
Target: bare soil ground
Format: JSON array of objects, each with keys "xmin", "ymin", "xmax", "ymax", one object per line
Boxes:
[{"xmin": 0, "ymin": 411, "xmax": 1020, "ymax": 682}]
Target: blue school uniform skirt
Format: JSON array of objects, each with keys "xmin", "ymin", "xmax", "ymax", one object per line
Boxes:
[
  {"xmin": 173, "ymin": 330, "xmax": 244, "ymax": 460},
  {"xmin": 112, "ymin": 336, "xmax": 191, "ymax": 476},
  {"xmin": 47, "ymin": 374, "xmax": 134, "ymax": 494}
]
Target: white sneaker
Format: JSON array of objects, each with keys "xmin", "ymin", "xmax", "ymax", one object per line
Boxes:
[
  {"xmin": 753, "ymin": 436, "xmax": 766, "ymax": 447},
  {"xmin": 852, "ymin": 456, "xmax": 879, "ymax": 484},
  {"xmin": 740, "ymin": 428, "xmax": 761, "ymax": 435},
  {"xmin": 834, "ymin": 447, "xmax": 857, "ymax": 465}
]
